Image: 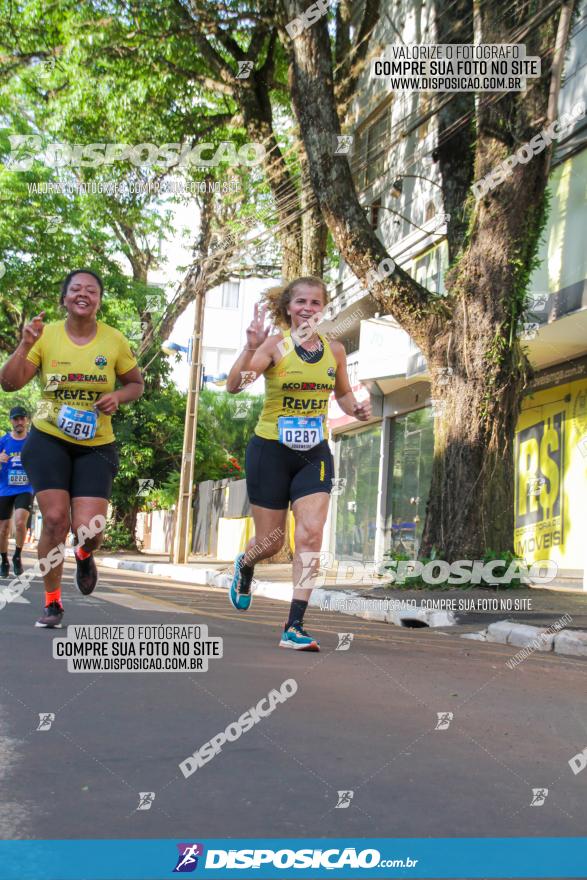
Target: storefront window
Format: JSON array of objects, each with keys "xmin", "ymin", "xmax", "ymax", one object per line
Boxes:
[
  {"xmin": 334, "ymin": 424, "xmax": 381, "ymax": 561},
  {"xmin": 387, "ymin": 409, "xmax": 434, "ymax": 556}
]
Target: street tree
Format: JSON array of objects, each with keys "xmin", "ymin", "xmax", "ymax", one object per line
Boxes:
[
  {"xmin": 283, "ymin": 0, "xmax": 577, "ymax": 559},
  {"xmin": 0, "ymin": 0, "xmax": 381, "ymax": 280}
]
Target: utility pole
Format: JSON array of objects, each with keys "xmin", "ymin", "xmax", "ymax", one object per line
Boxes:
[{"xmin": 172, "ymin": 288, "xmax": 205, "ymax": 563}]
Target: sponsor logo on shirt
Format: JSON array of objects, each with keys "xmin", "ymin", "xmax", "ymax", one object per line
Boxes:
[
  {"xmin": 282, "ymin": 397, "xmax": 328, "ymax": 411},
  {"xmin": 95, "ymin": 355, "xmax": 108, "ymax": 369},
  {"xmin": 53, "ymin": 389, "xmax": 103, "ymax": 402},
  {"xmin": 47, "ymin": 373, "xmax": 108, "ymax": 383},
  {"xmin": 282, "ymin": 382, "xmax": 334, "ymax": 391}
]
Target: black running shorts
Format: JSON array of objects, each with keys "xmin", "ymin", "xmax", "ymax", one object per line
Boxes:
[
  {"xmin": 21, "ymin": 426, "xmax": 119, "ymax": 499},
  {"xmin": 245, "ymin": 435, "xmax": 334, "ymax": 509},
  {"xmin": 0, "ymin": 492, "xmax": 34, "ymax": 519}
]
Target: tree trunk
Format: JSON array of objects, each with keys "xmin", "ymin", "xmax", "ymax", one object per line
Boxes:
[
  {"xmin": 124, "ymin": 507, "xmax": 138, "ymax": 548},
  {"xmin": 114, "ymin": 504, "xmax": 139, "ymax": 551},
  {"xmin": 420, "ymin": 312, "xmax": 531, "ymax": 558},
  {"xmin": 240, "ymin": 79, "xmax": 303, "ymax": 277},
  {"xmin": 300, "ymin": 152, "xmax": 328, "ymax": 275},
  {"xmin": 283, "ymin": 0, "xmax": 562, "ymax": 560}
]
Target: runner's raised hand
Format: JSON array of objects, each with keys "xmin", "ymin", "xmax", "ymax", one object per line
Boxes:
[
  {"xmin": 22, "ymin": 312, "xmax": 45, "ymax": 348},
  {"xmin": 245, "ymin": 303, "xmax": 270, "ymax": 350}
]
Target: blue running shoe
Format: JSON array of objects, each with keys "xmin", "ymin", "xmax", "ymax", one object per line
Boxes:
[
  {"xmin": 229, "ymin": 552, "xmax": 254, "ymax": 611},
  {"xmin": 279, "ymin": 621, "xmax": 320, "ymax": 652}
]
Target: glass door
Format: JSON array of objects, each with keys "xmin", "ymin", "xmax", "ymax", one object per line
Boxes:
[
  {"xmin": 334, "ymin": 424, "xmax": 382, "ymax": 561},
  {"xmin": 386, "ymin": 408, "xmax": 434, "ymax": 556}
]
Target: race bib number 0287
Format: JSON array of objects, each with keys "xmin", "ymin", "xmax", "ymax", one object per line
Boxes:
[
  {"xmin": 278, "ymin": 416, "xmax": 323, "ymax": 451},
  {"xmin": 57, "ymin": 405, "xmax": 98, "ymax": 441}
]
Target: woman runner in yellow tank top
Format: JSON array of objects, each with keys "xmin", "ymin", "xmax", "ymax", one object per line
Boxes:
[
  {"xmin": 0, "ymin": 269, "xmax": 144, "ymax": 629},
  {"xmin": 226, "ymin": 276, "xmax": 371, "ymax": 651}
]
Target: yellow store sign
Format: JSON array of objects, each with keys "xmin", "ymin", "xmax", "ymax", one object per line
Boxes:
[{"xmin": 514, "ymin": 372, "xmax": 587, "ymax": 571}]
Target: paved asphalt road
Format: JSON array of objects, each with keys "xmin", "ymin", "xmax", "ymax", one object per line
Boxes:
[{"xmin": 1, "ymin": 551, "xmax": 586, "ymax": 850}]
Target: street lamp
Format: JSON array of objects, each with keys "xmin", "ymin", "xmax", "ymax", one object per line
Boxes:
[
  {"xmin": 390, "ymin": 174, "xmax": 443, "ymax": 197},
  {"xmin": 203, "ymin": 372, "xmax": 228, "ymax": 387},
  {"xmin": 161, "ymin": 339, "xmax": 193, "ymax": 362}
]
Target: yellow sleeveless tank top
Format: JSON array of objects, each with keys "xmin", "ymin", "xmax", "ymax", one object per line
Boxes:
[{"xmin": 254, "ymin": 330, "xmax": 337, "ymax": 441}]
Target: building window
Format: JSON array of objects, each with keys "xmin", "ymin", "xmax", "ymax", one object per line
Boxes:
[
  {"xmin": 346, "ymin": 358, "xmax": 360, "ymax": 386},
  {"xmin": 424, "ymin": 201, "xmax": 437, "ymax": 223},
  {"xmin": 206, "ymin": 288, "xmax": 222, "ymax": 309},
  {"xmin": 411, "ymin": 242, "xmax": 449, "ymax": 294},
  {"xmin": 418, "ymin": 94, "xmax": 432, "ymax": 140},
  {"xmin": 222, "ymin": 280, "xmax": 240, "ymax": 309},
  {"xmin": 355, "ymin": 104, "xmax": 391, "ymax": 190},
  {"xmin": 344, "ymin": 333, "xmax": 360, "ymax": 356},
  {"xmin": 370, "ymin": 196, "xmax": 382, "ymax": 231}
]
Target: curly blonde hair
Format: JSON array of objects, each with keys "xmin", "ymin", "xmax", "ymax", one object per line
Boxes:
[{"xmin": 260, "ymin": 276, "xmax": 329, "ymax": 329}]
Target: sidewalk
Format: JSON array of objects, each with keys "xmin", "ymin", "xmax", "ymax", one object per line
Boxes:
[{"xmin": 96, "ymin": 550, "xmax": 587, "ymax": 658}]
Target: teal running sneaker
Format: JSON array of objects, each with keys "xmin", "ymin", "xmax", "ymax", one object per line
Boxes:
[
  {"xmin": 279, "ymin": 621, "xmax": 320, "ymax": 652},
  {"xmin": 229, "ymin": 552, "xmax": 254, "ymax": 611}
]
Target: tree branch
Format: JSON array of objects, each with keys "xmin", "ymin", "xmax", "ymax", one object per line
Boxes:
[
  {"xmin": 282, "ymin": 0, "xmax": 436, "ymax": 342},
  {"xmin": 335, "ymin": 0, "xmax": 381, "ymax": 115}
]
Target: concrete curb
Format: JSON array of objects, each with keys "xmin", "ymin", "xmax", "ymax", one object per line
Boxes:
[
  {"xmin": 98, "ymin": 557, "xmax": 456, "ymax": 628},
  {"xmin": 99, "ymin": 556, "xmax": 212, "ymax": 585},
  {"xmin": 97, "ymin": 557, "xmax": 587, "ymax": 654},
  {"xmin": 461, "ymin": 619, "xmax": 587, "ymax": 658}
]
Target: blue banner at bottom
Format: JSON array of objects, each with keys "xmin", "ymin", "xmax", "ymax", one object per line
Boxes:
[{"xmin": 0, "ymin": 838, "xmax": 586, "ymax": 880}]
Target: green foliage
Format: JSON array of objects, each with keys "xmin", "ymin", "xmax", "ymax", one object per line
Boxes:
[
  {"xmin": 382, "ymin": 548, "xmax": 527, "ymax": 590},
  {"xmin": 194, "ymin": 388, "xmax": 264, "ymax": 482},
  {"xmin": 0, "ymin": 383, "xmax": 39, "ymax": 434},
  {"xmin": 148, "ymin": 469, "xmax": 181, "ymax": 510},
  {"xmin": 508, "ymin": 187, "xmax": 552, "ymax": 344},
  {"xmin": 101, "ymin": 518, "xmax": 134, "ymax": 552},
  {"xmin": 109, "ymin": 364, "xmax": 185, "ymax": 518},
  {"xmin": 117, "ymin": 387, "xmax": 264, "ymax": 519},
  {"xmin": 0, "ymin": 158, "xmax": 124, "ymax": 352}
]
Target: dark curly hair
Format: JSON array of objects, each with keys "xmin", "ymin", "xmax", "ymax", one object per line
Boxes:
[{"xmin": 60, "ymin": 269, "xmax": 104, "ymax": 305}]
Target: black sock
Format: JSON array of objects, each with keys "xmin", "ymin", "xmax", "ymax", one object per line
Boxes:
[
  {"xmin": 286, "ymin": 598, "xmax": 308, "ymax": 630},
  {"xmin": 13, "ymin": 546, "xmax": 21, "ymax": 558},
  {"xmin": 238, "ymin": 558, "xmax": 254, "ymax": 594},
  {"xmin": 1, "ymin": 552, "xmax": 7, "ymax": 564}
]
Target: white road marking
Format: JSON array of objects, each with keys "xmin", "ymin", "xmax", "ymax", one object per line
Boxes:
[{"xmin": 94, "ymin": 589, "xmax": 192, "ymax": 614}]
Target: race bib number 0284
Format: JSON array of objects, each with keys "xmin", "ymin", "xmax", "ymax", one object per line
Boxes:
[
  {"xmin": 278, "ymin": 416, "xmax": 323, "ymax": 451},
  {"xmin": 57, "ymin": 405, "xmax": 98, "ymax": 441}
]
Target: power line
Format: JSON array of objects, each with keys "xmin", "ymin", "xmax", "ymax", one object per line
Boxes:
[{"xmin": 130, "ymin": 0, "xmax": 574, "ymax": 359}]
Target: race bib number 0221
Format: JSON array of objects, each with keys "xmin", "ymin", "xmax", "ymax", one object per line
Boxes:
[{"xmin": 278, "ymin": 416, "xmax": 323, "ymax": 451}]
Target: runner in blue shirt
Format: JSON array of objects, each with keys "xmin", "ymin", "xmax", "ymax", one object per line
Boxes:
[{"xmin": 0, "ymin": 406, "xmax": 34, "ymax": 577}]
